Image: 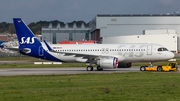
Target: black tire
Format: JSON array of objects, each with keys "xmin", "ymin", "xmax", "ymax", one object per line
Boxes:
[
  {"xmin": 97, "ymin": 66, "xmax": 101, "ymax": 71},
  {"xmin": 97, "ymin": 66, "xmax": 103, "ymax": 71},
  {"xmin": 87, "ymin": 66, "xmax": 93, "ymax": 71},
  {"xmin": 157, "ymin": 66, "xmax": 162, "ymax": 71},
  {"xmin": 140, "ymin": 66, "xmax": 146, "ymax": 71},
  {"xmin": 90, "ymin": 66, "xmax": 93, "ymax": 71}
]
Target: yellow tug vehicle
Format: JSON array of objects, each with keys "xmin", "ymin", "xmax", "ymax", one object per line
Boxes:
[{"xmin": 140, "ymin": 62, "xmax": 179, "ymax": 72}]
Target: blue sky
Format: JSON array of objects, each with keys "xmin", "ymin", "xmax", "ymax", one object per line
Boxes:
[{"xmin": 0, "ymin": 0, "xmax": 179, "ymax": 23}]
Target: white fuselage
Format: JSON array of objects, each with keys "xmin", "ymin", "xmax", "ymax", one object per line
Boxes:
[{"xmin": 41, "ymin": 43, "xmax": 174, "ymax": 63}]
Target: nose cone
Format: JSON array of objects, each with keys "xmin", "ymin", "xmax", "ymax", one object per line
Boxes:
[{"xmin": 168, "ymin": 52, "xmax": 175, "ymax": 59}]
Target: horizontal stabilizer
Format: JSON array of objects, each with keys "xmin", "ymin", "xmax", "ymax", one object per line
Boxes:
[{"xmin": 6, "ymin": 47, "xmax": 31, "ymax": 53}]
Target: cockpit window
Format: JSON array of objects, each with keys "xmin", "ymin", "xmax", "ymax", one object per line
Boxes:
[{"xmin": 158, "ymin": 48, "xmax": 168, "ymax": 51}]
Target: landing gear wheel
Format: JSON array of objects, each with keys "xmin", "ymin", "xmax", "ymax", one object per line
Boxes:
[
  {"xmin": 87, "ymin": 66, "xmax": 93, "ymax": 71},
  {"xmin": 157, "ymin": 66, "xmax": 162, "ymax": 71},
  {"xmin": 97, "ymin": 66, "xmax": 101, "ymax": 71},
  {"xmin": 97, "ymin": 66, "xmax": 103, "ymax": 71},
  {"xmin": 140, "ymin": 66, "xmax": 146, "ymax": 71}
]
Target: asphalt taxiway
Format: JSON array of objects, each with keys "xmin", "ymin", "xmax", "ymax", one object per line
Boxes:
[{"xmin": 0, "ymin": 66, "xmax": 179, "ymax": 76}]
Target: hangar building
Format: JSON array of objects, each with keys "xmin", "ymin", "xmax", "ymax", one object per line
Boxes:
[
  {"xmin": 42, "ymin": 23, "xmax": 90, "ymax": 44},
  {"xmin": 42, "ymin": 14, "xmax": 180, "ymax": 52},
  {"xmin": 89, "ymin": 14, "xmax": 180, "ymax": 40},
  {"xmin": 89, "ymin": 14, "xmax": 180, "ymax": 52},
  {"xmin": 102, "ymin": 29, "xmax": 178, "ymax": 52}
]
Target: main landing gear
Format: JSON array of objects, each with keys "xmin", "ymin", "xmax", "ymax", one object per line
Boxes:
[
  {"xmin": 86, "ymin": 62, "xmax": 94, "ymax": 71},
  {"xmin": 97, "ymin": 66, "xmax": 103, "ymax": 71},
  {"xmin": 86, "ymin": 60, "xmax": 103, "ymax": 71},
  {"xmin": 86, "ymin": 66, "xmax": 93, "ymax": 71},
  {"xmin": 86, "ymin": 66, "xmax": 103, "ymax": 71}
]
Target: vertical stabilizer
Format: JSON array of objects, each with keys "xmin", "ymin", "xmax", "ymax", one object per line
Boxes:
[{"xmin": 13, "ymin": 18, "xmax": 41, "ymax": 46}]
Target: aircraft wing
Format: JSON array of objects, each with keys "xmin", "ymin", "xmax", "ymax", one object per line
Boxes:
[{"xmin": 50, "ymin": 50, "xmax": 121, "ymax": 62}]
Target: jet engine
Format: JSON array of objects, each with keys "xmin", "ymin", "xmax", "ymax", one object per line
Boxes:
[
  {"xmin": 117, "ymin": 62, "xmax": 132, "ymax": 68},
  {"xmin": 97, "ymin": 57, "xmax": 118, "ymax": 69}
]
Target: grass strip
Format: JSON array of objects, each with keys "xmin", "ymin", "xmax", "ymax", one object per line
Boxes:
[
  {"xmin": 0, "ymin": 72, "xmax": 180, "ymax": 101},
  {"xmin": 0, "ymin": 63, "xmax": 89, "ymax": 68}
]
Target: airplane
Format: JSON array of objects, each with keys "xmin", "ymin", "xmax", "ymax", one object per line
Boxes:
[{"xmin": 9, "ymin": 18, "xmax": 175, "ymax": 71}]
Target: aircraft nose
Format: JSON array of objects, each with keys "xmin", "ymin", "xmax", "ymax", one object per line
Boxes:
[{"xmin": 168, "ymin": 52, "xmax": 175, "ymax": 59}]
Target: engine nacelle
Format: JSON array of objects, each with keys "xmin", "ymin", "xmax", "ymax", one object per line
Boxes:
[
  {"xmin": 117, "ymin": 62, "xmax": 132, "ymax": 68},
  {"xmin": 97, "ymin": 57, "xmax": 118, "ymax": 69}
]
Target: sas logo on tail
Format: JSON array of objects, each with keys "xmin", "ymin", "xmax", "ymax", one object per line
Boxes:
[{"xmin": 20, "ymin": 37, "xmax": 35, "ymax": 44}]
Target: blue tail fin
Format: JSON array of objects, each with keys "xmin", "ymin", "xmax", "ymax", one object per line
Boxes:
[{"xmin": 13, "ymin": 18, "xmax": 41, "ymax": 46}]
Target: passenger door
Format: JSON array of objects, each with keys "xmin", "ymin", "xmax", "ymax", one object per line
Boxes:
[{"xmin": 147, "ymin": 45, "xmax": 152, "ymax": 55}]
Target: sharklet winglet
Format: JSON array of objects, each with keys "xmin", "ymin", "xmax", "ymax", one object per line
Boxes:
[{"xmin": 44, "ymin": 40, "xmax": 53, "ymax": 51}]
